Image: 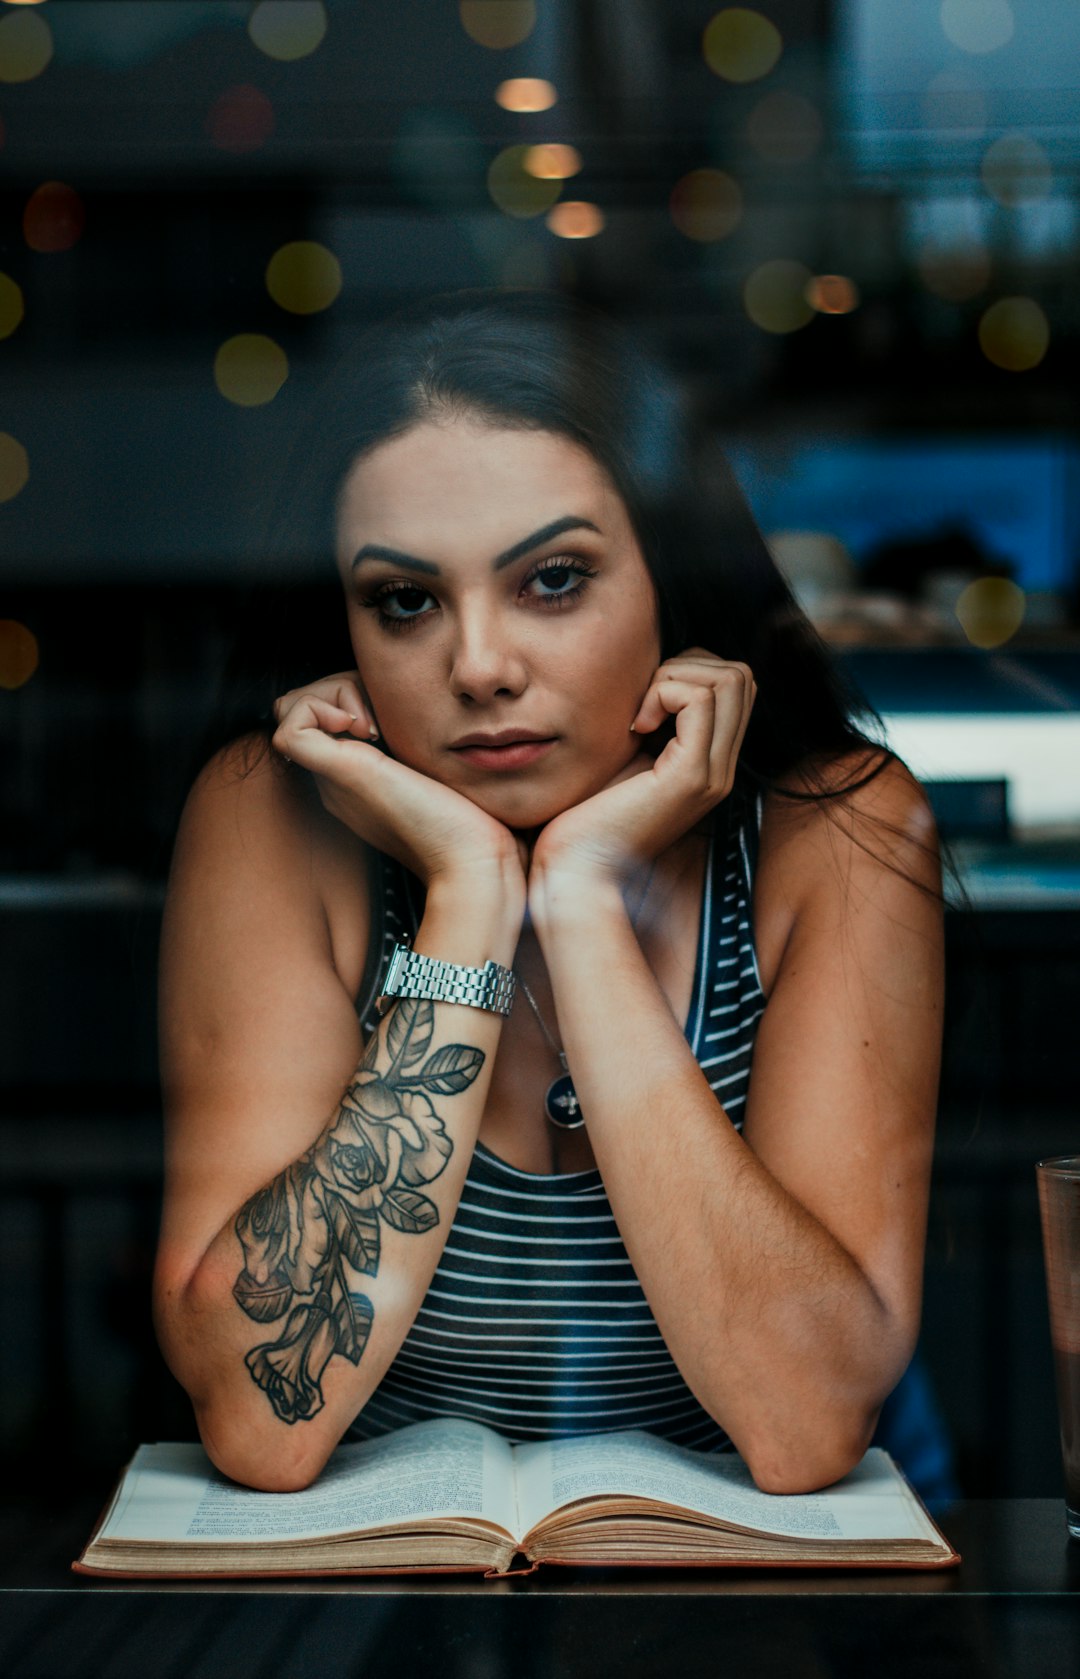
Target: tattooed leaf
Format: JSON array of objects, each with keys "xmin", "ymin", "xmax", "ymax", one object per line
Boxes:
[
  {"xmin": 327, "ymin": 1191, "xmax": 381, "ymax": 1276},
  {"xmin": 380, "ymin": 1187, "xmax": 439, "ymax": 1235},
  {"xmin": 233, "ymin": 1266, "xmax": 293, "ymax": 1323},
  {"xmin": 415, "ymin": 1042, "xmax": 485, "ymax": 1095},
  {"xmin": 386, "ymin": 997, "xmax": 434, "ymax": 1074},
  {"xmin": 334, "ymin": 1290, "xmax": 374, "ymax": 1365}
]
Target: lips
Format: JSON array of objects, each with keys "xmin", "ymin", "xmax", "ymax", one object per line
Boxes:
[
  {"xmin": 450, "ymin": 730, "xmax": 555, "ymax": 749},
  {"xmin": 449, "ymin": 732, "xmax": 558, "ymax": 772}
]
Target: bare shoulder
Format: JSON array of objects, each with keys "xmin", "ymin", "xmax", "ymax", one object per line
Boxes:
[
  {"xmin": 761, "ymin": 746, "xmax": 941, "ymax": 906},
  {"xmin": 752, "ymin": 749, "xmax": 941, "ymax": 996},
  {"xmin": 168, "ymin": 732, "xmax": 372, "ymax": 999}
]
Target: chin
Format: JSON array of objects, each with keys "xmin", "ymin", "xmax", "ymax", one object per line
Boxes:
[{"xmin": 458, "ymin": 778, "xmax": 580, "ymax": 833}]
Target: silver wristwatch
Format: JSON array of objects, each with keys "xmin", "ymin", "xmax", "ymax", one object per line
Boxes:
[{"xmin": 376, "ymin": 942, "xmax": 516, "ymax": 1017}]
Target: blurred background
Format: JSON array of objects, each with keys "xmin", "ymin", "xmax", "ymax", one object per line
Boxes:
[{"xmin": 1, "ymin": 0, "xmax": 1078, "ymax": 1501}]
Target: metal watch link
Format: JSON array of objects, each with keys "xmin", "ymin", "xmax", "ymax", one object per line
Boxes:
[{"xmin": 375, "ymin": 942, "xmax": 516, "ymax": 1018}]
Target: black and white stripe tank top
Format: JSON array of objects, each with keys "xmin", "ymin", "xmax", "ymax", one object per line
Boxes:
[{"xmin": 347, "ymin": 782, "xmax": 768, "ymax": 1451}]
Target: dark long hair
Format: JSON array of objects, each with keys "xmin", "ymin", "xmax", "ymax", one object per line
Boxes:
[{"xmin": 215, "ymin": 287, "xmax": 963, "ymax": 908}]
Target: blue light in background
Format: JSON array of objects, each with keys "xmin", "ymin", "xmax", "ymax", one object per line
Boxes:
[
  {"xmin": 727, "ymin": 436, "xmax": 1080, "ymax": 593},
  {"xmin": 836, "ymin": 0, "xmax": 1080, "ymax": 175}
]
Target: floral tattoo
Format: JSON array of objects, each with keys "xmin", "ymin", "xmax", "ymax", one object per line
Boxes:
[{"xmin": 232, "ymin": 999, "xmax": 484, "ymax": 1424}]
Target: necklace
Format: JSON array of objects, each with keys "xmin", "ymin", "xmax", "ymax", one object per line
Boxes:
[{"xmin": 516, "ymin": 860, "xmax": 657, "ymax": 1131}]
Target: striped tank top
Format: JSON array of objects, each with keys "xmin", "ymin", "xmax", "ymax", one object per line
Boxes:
[{"xmin": 347, "ymin": 781, "xmax": 768, "ymax": 1451}]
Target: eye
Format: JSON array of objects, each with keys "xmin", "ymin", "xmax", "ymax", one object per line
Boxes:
[
  {"xmin": 360, "ymin": 581, "xmax": 436, "ymax": 631},
  {"xmin": 523, "ymin": 557, "xmax": 597, "ymax": 605}
]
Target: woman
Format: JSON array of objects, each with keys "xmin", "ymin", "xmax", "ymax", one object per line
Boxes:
[{"xmin": 153, "ymin": 289, "xmax": 946, "ymax": 1496}]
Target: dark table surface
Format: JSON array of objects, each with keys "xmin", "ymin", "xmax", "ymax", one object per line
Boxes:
[{"xmin": 2, "ymin": 1496, "xmax": 1079, "ymax": 1678}]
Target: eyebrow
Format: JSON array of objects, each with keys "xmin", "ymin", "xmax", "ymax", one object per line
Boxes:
[{"xmin": 349, "ymin": 515, "xmax": 602, "ymax": 576}]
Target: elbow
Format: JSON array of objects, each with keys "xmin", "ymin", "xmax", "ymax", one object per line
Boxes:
[
  {"xmin": 195, "ymin": 1401, "xmax": 333, "ymax": 1494},
  {"xmin": 154, "ymin": 1266, "xmax": 335, "ymax": 1495},
  {"xmin": 740, "ymin": 1410, "xmax": 878, "ymax": 1497}
]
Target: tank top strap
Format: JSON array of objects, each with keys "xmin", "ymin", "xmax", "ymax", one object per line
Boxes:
[
  {"xmin": 743, "ymin": 785, "xmax": 763, "ymax": 883},
  {"xmin": 726, "ymin": 772, "xmax": 762, "ymax": 883}
]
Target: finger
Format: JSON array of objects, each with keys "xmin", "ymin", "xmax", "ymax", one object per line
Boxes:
[
  {"xmin": 656, "ymin": 646, "xmax": 723, "ymax": 673},
  {"xmin": 329, "ymin": 679, "xmax": 379, "ymax": 740},
  {"xmin": 274, "ymin": 675, "xmax": 378, "ymax": 740},
  {"xmin": 274, "ymin": 697, "xmax": 377, "ymax": 764},
  {"xmin": 649, "ymin": 678, "xmax": 717, "ymax": 772},
  {"xmin": 650, "ymin": 676, "xmax": 754, "ymax": 801},
  {"xmin": 631, "ymin": 660, "xmax": 749, "ymax": 736}
]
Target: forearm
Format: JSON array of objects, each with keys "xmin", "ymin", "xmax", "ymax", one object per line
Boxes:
[
  {"xmin": 157, "ymin": 870, "xmax": 524, "ymax": 1491},
  {"xmin": 533, "ymin": 875, "xmax": 911, "ymax": 1491}
]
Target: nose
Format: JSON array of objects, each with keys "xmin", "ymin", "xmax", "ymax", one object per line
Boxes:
[{"xmin": 448, "ymin": 597, "xmax": 528, "ymax": 706}]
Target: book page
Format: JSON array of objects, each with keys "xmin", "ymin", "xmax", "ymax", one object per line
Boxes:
[
  {"xmin": 99, "ymin": 1421, "xmax": 517, "ymax": 1546},
  {"xmin": 513, "ymin": 1432, "xmax": 937, "ymax": 1544}
]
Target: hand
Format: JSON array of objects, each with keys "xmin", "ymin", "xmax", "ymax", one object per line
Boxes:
[
  {"xmin": 530, "ymin": 647, "xmax": 756, "ymax": 900},
  {"xmin": 271, "ymin": 673, "xmax": 527, "ymax": 894}
]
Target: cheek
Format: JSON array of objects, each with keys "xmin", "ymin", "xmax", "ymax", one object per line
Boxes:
[{"xmin": 573, "ymin": 611, "xmax": 658, "ymax": 717}]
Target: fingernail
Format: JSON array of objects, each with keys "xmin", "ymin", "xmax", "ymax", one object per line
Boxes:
[
  {"xmin": 368, "ymin": 725, "xmax": 380, "ymax": 741},
  {"xmin": 348, "ymin": 712, "xmax": 358, "ymax": 721},
  {"xmin": 629, "ymin": 723, "xmax": 637, "ymax": 733}
]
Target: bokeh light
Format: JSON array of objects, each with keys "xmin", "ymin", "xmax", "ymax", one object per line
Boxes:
[
  {"xmin": 806, "ymin": 274, "xmax": 859, "ymax": 315},
  {"xmin": 940, "ymin": 0, "xmax": 1013, "ymax": 56},
  {"xmin": 23, "ymin": 181, "xmax": 85, "ymax": 253},
  {"xmin": 669, "ymin": 169, "xmax": 742, "ymax": 243},
  {"xmin": 981, "ymin": 132, "xmax": 1052, "ymax": 208},
  {"xmin": 460, "ymin": 1, "xmax": 535, "ymax": 50},
  {"xmin": 207, "ymin": 84, "xmax": 275, "ymax": 153},
  {"xmin": 265, "ymin": 241, "xmax": 342, "ymax": 314},
  {"xmin": 745, "ymin": 90, "xmax": 822, "ymax": 163},
  {"xmin": 0, "ymin": 5, "xmax": 51, "ymax": 84},
  {"xmin": 0, "ymin": 432, "xmax": 29, "ymax": 503},
  {"xmin": 546, "ymin": 201, "xmax": 604, "ymax": 239},
  {"xmin": 0, "ymin": 620, "xmax": 39, "ymax": 691},
  {"xmin": 743, "ymin": 259, "xmax": 814, "ymax": 333},
  {"xmin": 214, "ymin": 334, "xmax": 289, "ymax": 406},
  {"xmin": 978, "ymin": 297, "xmax": 1049, "ymax": 371},
  {"xmin": 955, "ymin": 577, "xmax": 1025, "ymax": 648},
  {"xmin": 920, "ymin": 70, "xmax": 988, "ymax": 139},
  {"xmin": 0, "ymin": 5, "xmax": 52, "ymax": 83},
  {"xmin": 703, "ymin": 9, "xmax": 782, "ymax": 85},
  {"xmin": 488, "ymin": 145, "xmax": 560, "ymax": 217},
  {"xmin": 524, "ymin": 143, "xmax": 581, "ymax": 180},
  {"xmin": 0, "ymin": 272, "xmax": 25, "ymax": 338},
  {"xmin": 917, "ymin": 242, "xmax": 991, "ymax": 302},
  {"xmin": 495, "ymin": 77, "xmax": 556, "ymax": 112},
  {"xmin": 248, "ymin": 1, "xmax": 327, "ymax": 63}
]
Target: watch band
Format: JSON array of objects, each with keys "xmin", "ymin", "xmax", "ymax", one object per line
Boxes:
[{"xmin": 376, "ymin": 942, "xmax": 516, "ymax": 1018}]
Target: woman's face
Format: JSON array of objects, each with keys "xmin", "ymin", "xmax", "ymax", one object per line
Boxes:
[{"xmin": 335, "ymin": 414, "xmax": 661, "ymax": 830}]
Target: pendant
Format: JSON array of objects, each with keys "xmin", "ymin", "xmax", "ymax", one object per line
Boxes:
[{"xmin": 545, "ymin": 1072, "xmax": 585, "ymax": 1130}]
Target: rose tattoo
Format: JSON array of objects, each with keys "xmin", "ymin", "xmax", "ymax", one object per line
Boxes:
[{"xmin": 232, "ymin": 999, "xmax": 483, "ymax": 1424}]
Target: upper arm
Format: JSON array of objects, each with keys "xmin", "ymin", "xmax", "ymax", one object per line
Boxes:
[
  {"xmin": 740, "ymin": 755, "xmax": 944, "ymax": 1363},
  {"xmin": 156, "ymin": 739, "xmax": 372, "ymax": 1300}
]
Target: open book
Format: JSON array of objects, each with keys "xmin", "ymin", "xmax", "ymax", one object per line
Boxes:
[{"xmin": 74, "ymin": 1419, "xmax": 959, "ymax": 1578}]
